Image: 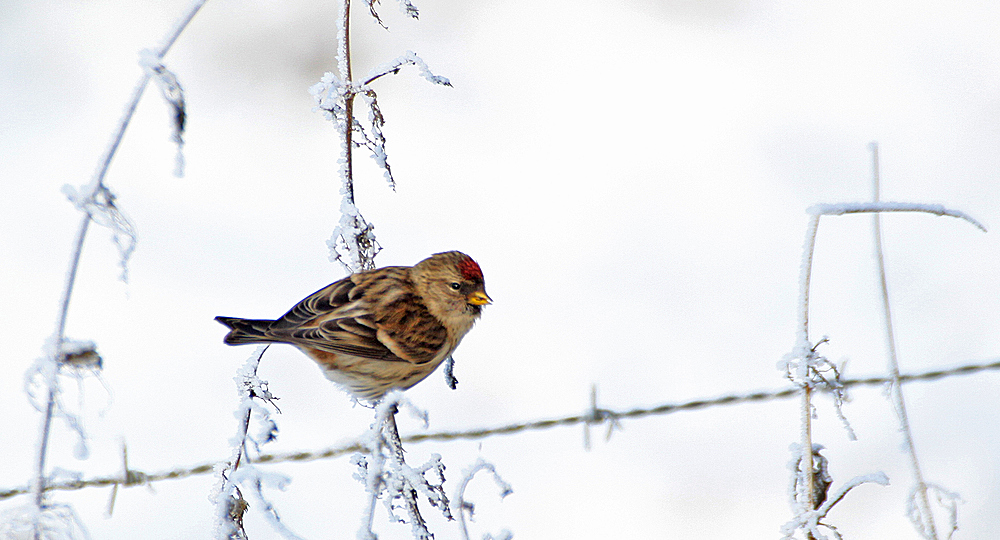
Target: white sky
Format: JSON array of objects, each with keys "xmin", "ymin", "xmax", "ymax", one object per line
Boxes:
[{"xmin": 2, "ymin": 0, "xmax": 999, "ymax": 538}]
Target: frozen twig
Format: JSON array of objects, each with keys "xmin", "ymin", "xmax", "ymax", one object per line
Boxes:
[
  {"xmin": 355, "ymin": 391, "xmax": 451, "ymax": 540},
  {"xmin": 452, "ymin": 459, "xmax": 512, "ymax": 540},
  {"xmin": 781, "ymin": 445, "xmax": 889, "ymax": 540},
  {"xmin": 443, "ymin": 356, "xmax": 458, "ymax": 390},
  {"xmin": 363, "ymin": 51, "xmax": 452, "ymax": 87},
  {"xmin": 807, "ymin": 202, "xmax": 986, "ymax": 232},
  {"xmin": 310, "ymin": 0, "xmax": 377, "ymax": 272},
  {"xmin": 212, "ymin": 346, "xmax": 303, "ymax": 540},
  {"xmin": 366, "ymin": 0, "xmax": 420, "ymax": 28}
]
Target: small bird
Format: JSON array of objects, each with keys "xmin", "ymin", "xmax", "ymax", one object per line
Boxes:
[{"xmin": 215, "ymin": 251, "xmax": 491, "ymax": 401}]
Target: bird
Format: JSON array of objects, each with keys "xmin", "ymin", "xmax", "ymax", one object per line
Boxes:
[{"xmin": 215, "ymin": 251, "xmax": 490, "ymax": 402}]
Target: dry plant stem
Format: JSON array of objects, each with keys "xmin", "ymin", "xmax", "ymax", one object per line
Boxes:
[
  {"xmin": 801, "ymin": 386, "xmax": 815, "ymax": 514},
  {"xmin": 385, "ymin": 407, "xmax": 428, "ymax": 533},
  {"xmin": 870, "ymin": 143, "xmax": 937, "ymax": 539},
  {"xmin": 798, "ymin": 216, "xmax": 820, "ymax": 342},
  {"xmin": 29, "ymin": 1, "xmax": 207, "ymax": 533},
  {"xmin": 32, "ymin": 215, "xmax": 92, "ymax": 517},
  {"xmin": 796, "ymin": 215, "xmax": 822, "ymax": 523},
  {"xmin": 339, "ymin": 0, "xmax": 356, "ymax": 207},
  {"xmin": 334, "ymin": 0, "xmax": 374, "ymax": 272}
]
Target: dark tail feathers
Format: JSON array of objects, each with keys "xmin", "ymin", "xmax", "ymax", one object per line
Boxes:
[{"xmin": 215, "ymin": 316, "xmax": 277, "ymax": 345}]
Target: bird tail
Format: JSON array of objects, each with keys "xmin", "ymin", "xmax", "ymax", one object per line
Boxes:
[{"xmin": 215, "ymin": 316, "xmax": 277, "ymax": 345}]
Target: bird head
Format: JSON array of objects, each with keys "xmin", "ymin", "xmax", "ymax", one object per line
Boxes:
[{"xmin": 413, "ymin": 251, "xmax": 491, "ymax": 323}]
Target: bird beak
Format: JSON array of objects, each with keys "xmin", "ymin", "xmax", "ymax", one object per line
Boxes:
[{"xmin": 467, "ymin": 291, "xmax": 492, "ymax": 306}]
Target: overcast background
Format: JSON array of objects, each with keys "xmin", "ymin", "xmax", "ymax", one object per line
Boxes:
[{"xmin": 2, "ymin": 0, "xmax": 999, "ymax": 538}]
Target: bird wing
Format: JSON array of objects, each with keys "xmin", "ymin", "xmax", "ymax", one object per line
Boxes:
[
  {"xmin": 263, "ymin": 269, "xmax": 448, "ymax": 365},
  {"xmin": 372, "ymin": 291, "xmax": 450, "ymax": 365}
]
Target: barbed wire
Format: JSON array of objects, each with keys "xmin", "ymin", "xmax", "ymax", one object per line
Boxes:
[{"xmin": 2, "ymin": 358, "xmax": 998, "ymax": 502}]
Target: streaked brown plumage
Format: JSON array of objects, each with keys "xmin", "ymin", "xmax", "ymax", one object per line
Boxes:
[{"xmin": 215, "ymin": 251, "xmax": 490, "ymax": 401}]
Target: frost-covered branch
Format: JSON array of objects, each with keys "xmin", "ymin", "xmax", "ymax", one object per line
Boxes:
[
  {"xmin": 355, "ymin": 391, "xmax": 452, "ymax": 540},
  {"xmin": 311, "ymin": 0, "xmax": 450, "ymax": 272},
  {"xmin": 22, "ymin": 2, "xmax": 207, "ymax": 536},
  {"xmin": 363, "ymin": 51, "xmax": 452, "ymax": 87},
  {"xmin": 807, "ymin": 202, "xmax": 986, "ymax": 232},
  {"xmin": 452, "ymin": 459, "xmax": 512, "ymax": 540},
  {"xmin": 211, "ymin": 346, "xmax": 303, "ymax": 540},
  {"xmin": 781, "ymin": 444, "xmax": 889, "ymax": 540}
]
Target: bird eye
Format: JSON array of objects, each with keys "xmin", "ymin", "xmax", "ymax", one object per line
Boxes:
[{"xmin": 449, "ymin": 282, "xmax": 461, "ymax": 291}]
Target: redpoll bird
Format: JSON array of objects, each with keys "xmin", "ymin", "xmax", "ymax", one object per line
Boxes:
[{"xmin": 215, "ymin": 251, "xmax": 490, "ymax": 401}]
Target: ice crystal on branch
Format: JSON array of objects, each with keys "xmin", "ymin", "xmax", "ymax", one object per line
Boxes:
[
  {"xmin": 139, "ymin": 49, "xmax": 186, "ymax": 177},
  {"xmin": 907, "ymin": 484, "xmax": 961, "ymax": 540},
  {"xmin": 23, "ymin": 337, "xmax": 112, "ymax": 462},
  {"xmin": 61, "ymin": 184, "xmax": 137, "ymax": 283},
  {"xmin": 780, "ymin": 338, "xmax": 856, "ymax": 440}
]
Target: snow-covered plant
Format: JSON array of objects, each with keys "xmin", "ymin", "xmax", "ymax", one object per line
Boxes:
[
  {"xmin": 781, "ymin": 443, "xmax": 889, "ymax": 540},
  {"xmin": 355, "ymin": 391, "xmax": 452, "ymax": 540},
  {"xmin": 780, "ymin": 184, "xmax": 985, "ymax": 538},
  {"xmin": 310, "ymin": 0, "xmax": 451, "ymax": 272},
  {"xmin": 12, "ymin": 3, "xmax": 208, "ymax": 538},
  {"xmin": 212, "ymin": 346, "xmax": 304, "ymax": 540}
]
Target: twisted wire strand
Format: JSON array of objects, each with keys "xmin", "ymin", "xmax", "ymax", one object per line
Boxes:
[{"xmin": 3, "ymin": 358, "xmax": 998, "ymax": 501}]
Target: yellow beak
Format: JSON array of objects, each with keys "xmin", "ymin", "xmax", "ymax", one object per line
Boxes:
[{"xmin": 467, "ymin": 291, "xmax": 492, "ymax": 306}]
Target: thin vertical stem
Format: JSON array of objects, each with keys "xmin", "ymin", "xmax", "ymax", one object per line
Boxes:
[
  {"xmin": 801, "ymin": 386, "xmax": 815, "ymax": 515},
  {"xmin": 32, "ymin": 214, "xmax": 91, "ymax": 521},
  {"xmin": 339, "ymin": 0, "xmax": 355, "ymax": 207},
  {"xmin": 869, "ymin": 142, "xmax": 937, "ymax": 539},
  {"xmin": 797, "ymin": 215, "xmax": 821, "ymax": 346},
  {"xmin": 794, "ymin": 214, "xmax": 821, "ymax": 539}
]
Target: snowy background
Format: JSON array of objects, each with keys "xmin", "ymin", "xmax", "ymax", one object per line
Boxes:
[{"xmin": 2, "ymin": 0, "xmax": 999, "ymax": 538}]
